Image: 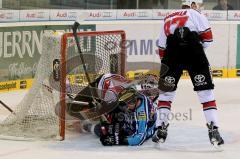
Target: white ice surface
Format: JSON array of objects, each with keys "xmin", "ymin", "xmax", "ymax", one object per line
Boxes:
[{"xmin": 0, "ymin": 78, "xmax": 240, "ymax": 159}]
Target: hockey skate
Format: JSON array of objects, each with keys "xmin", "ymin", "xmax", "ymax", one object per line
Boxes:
[
  {"xmin": 152, "ymin": 123, "xmax": 169, "ymax": 143},
  {"xmin": 207, "ymin": 122, "xmax": 224, "ymax": 146}
]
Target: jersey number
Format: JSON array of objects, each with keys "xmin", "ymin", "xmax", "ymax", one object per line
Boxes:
[{"xmin": 164, "ymin": 16, "xmax": 189, "ymax": 36}]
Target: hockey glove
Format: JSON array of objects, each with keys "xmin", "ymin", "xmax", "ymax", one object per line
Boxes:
[{"xmin": 100, "ymin": 122, "xmax": 128, "ymax": 146}]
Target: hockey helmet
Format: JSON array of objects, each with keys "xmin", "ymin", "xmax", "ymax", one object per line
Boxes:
[
  {"xmin": 182, "ymin": 0, "xmax": 203, "ymax": 9},
  {"xmin": 118, "ymin": 88, "xmax": 139, "ymax": 107},
  {"xmin": 182, "ymin": 0, "xmax": 193, "ymax": 6}
]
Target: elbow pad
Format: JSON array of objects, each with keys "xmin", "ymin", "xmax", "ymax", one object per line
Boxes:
[{"xmin": 159, "ymin": 48, "xmax": 165, "ymax": 59}]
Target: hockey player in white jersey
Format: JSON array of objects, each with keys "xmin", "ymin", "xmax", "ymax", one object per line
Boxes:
[{"xmin": 152, "ymin": 0, "xmax": 224, "ymax": 146}]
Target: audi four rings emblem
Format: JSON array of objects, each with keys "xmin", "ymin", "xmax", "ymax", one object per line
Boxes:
[
  {"xmin": 165, "ymin": 76, "xmax": 175, "ymax": 84},
  {"xmin": 194, "ymin": 74, "xmax": 205, "ymax": 83}
]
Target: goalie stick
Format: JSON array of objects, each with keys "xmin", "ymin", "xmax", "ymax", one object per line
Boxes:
[
  {"xmin": 68, "ymin": 14, "xmax": 120, "ymax": 120},
  {"xmin": 72, "ymin": 15, "xmax": 101, "ymax": 108}
]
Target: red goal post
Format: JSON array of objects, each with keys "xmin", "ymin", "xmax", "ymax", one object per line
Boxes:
[
  {"xmin": 59, "ymin": 30, "xmax": 126, "ymax": 140},
  {"xmin": 0, "ymin": 30, "xmax": 126, "ymax": 141}
]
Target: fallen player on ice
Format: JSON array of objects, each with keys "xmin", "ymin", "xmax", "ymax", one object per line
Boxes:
[{"xmin": 66, "ymin": 73, "xmax": 159, "ymax": 146}]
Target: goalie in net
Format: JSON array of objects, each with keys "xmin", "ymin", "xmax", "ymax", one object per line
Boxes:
[
  {"xmin": 0, "ymin": 30, "xmax": 127, "ymax": 140},
  {"xmin": 66, "ymin": 73, "xmax": 159, "ymax": 146}
]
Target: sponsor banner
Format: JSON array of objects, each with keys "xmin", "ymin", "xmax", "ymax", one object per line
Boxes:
[
  {"xmin": 20, "ymin": 10, "xmax": 50, "ymax": 21},
  {"xmin": 53, "ymin": 59, "xmax": 60, "ymax": 81},
  {"xmin": 228, "ymin": 10, "xmax": 240, "ymax": 20},
  {"xmin": 226, "ymin": 69, "xmax": 240, "ymax": 78},
  {"xmin": 0, "ymin": 79, "xmax": 32, "ymax": 92},
  {"xmin": 117, "ymin": 9, "xmax": 152, "ymax": 20},
  {"xmin": 227, "ymin": 69, "xmax": 236, "ymax": 78},
  {"xmin": 86, "ymin": 10, "xmax": 117, "ymax": 20},
  {"xmin": 0, "ymin": 9, "xmax": 236, "ymax": 22},
  {"xmin": 0, "ymin": 10, "xmax": 19, "ymax": 22},
  {"xmin": 126, "ymin": 69, "xmax": 159, "ymax": 80},
  {"xmin": 67, "ymin": 74, "xmax": 96, "ymax": 86},
  {"xmin": 97, "ymin": 21, "xmax": 230, "ymax": 72},
  {"xmin": 126, "ymin": 69, "xmax": 150, "ymax": 80},
  {"xmin": 213, "ymin": 69, "xmax": 228, "ymax": 78},
  {"xmin": 201, "ymin": 10, "xmax": 227, "ymax": 21},
  {"xmin": 0, "ymin": 81, "xmax": 17, "ymax": 91},
  {"xmin": 237, "ymin": 69, "xmax": 240, "ymax": 77},
  {"xmin": 0, "ymin": 68, "xmax": 239, "ymax": 93},
  {"xmin": 0, "ymin": 24, "xmax": 96, "ymax": 82},
  {"xmin": 20, "ymin": 80, "xmax": 27, "ymax": 89},
  {"xmin": 212, "ymin": 70, "xmax": 223, "ymax": 77},
  {"xmin": 127, "ymin": 69, "xmax": 231, "ymax": 80},
  {"xmin": 152, "ymin": 9, "xmax": 175, "ymax": 20},
  {"xmin": 50, "ymin": 9, "xmax": 79, "ymax": 21}
]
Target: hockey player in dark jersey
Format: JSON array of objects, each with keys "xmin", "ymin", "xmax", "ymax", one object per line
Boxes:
[
  {"xmin": 152, "ymin": 0, "xmax": 224, "ymax": 146},
  {"xmin": 99, "ymin": 88, "xmax": 156, "ymax": 146},
  {"xmin": 67, "ymin": 73, "xmax": 157, "ymax": 146}
]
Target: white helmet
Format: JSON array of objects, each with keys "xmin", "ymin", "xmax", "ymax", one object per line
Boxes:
[
  {"xmin": 182, "ymin": 0, "xmax": 191, "ymax": 6},
  {"xmin": 182, "ymin": 0, "xmax": 203, "ymax": 10},
  {"xmin": 182, "ymin": 0, "xmax": 202, "ymax": 6}
]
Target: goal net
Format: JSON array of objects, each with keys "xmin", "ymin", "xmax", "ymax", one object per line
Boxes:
[{"xmin": 0, "ymin": 30, "xmax": 126, "ymax": 140}]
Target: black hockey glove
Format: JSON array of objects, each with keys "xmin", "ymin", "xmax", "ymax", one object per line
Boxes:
[{"xmin": 99, "ymin": 122, "xmax": 128, "ymax": 146}]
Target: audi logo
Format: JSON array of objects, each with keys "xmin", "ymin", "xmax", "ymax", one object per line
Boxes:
[
  {"xmin": 103, "ymin": 12, "xmax": 112, "ymax": 17},
  {"xmin": 137, "ymin": 12, "xmax": 148, "ymax": 17}
]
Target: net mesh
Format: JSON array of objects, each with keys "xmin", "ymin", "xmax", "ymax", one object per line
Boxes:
[
  {"xmin": 66, "ymin": 33, "xmax": 124, "ymax": 94},
  {"xmin": 0, "ymin": 30, "xmax": 125, "ymax": 140}
]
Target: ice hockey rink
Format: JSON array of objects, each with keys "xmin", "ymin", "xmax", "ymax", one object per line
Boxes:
[{"xmin": 0, "ymin": 78, "xmax": 239, "ymax": 159}]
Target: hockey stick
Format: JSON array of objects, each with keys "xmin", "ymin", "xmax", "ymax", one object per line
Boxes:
[
  {"xmin": 72, "ymin": 13, "xmax": 102, "ymax": 108},
  {"xmin": 72, "ymin": 22, "xmax": 92, "ymax": 85},
  {"xmin": 66, "ymin": 100, "xmax": 88, "ymax": 106},
  {"xmin": 0, "ymin": 100, "xmax": 15, "ymax": 115},
  {"xmin": 68, "ymin": 13, "xmax": 123, "ymax": 121}
]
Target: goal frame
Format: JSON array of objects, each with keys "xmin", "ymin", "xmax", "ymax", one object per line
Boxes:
[{"xmin": 59, "ymin": 30, "xmax": 126, "ymax": 140}]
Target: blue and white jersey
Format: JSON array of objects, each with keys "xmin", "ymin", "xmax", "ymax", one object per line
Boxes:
[
  {"xmin": 97, "ymin": 73, "xmax": 156, "ymax": 146},
  {"xmin": 125, "ymin": 94, "xmax": 156, "ymax": 146}
]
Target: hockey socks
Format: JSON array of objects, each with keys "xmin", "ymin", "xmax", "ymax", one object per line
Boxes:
[
  {"xmin": 155, "ymin": 101, "xmax": 171, "ymax": 127},
  {"xmin": 203, "ymin": 101, "xmax": 219, "ymax": 127}
]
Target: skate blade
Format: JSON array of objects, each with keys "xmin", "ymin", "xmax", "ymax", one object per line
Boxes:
[
  {"xmin": 213, "ymin": 144, "xmax": 224, "ymax": 151},
  {"xmin": 159, "ymin": 138, "xmax": 165, "ymax": 143},
  {"xmin": 211, "ymin": 139, "xmax": 224, "ymax": 151}
]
